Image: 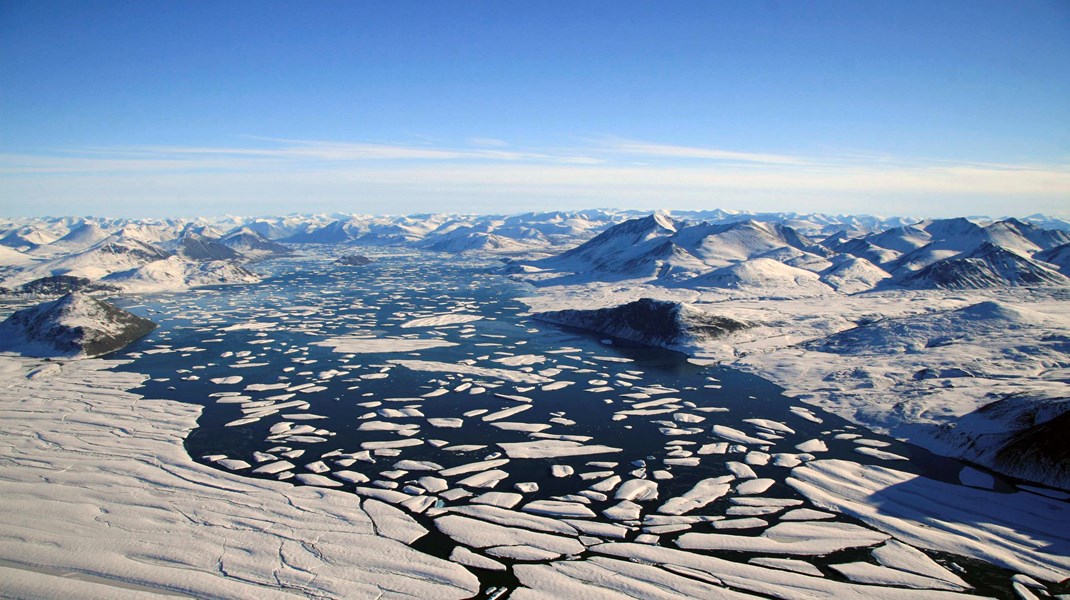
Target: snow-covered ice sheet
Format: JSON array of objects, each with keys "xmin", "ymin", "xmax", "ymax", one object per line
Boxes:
[
  {"xmin": 788, "ymin": 459, "xmax": 1070, "ymax": 582},
  {"xmin": 0, "ymin": 356, "xmax": 478, "ymax": 598}
]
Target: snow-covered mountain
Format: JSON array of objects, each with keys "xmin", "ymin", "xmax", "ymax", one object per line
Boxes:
[
  {"xmin": 542, "ymin": 214, "xmax": 679, "ymax": 276},
  {"xmin": 219, "ymin": 227, "xmax": 292, "ymax": 258},
  {"xmin": 417, "ymin": 227, "xmax": 533, "ymax": 253},
  {"xmin": 900, "ymin": 243, "xmax": 1069, "ymax": 289},
  {"xmin": 533, "ymin": 215, "xmax": 829, "ymax": 284},
  {"xmin": 1035, "ymin": 242, "xmax": 1070, "ymax": 275},
  {"xmin": 0, "ymin": 292, "xmax": 156, "ymax": 358},
  {"xmin": 669, "ymin": 219, "xmax": 822, "ymax": 268},
  {"xmin": 48, "ymin": 221, "xmax": 111, "ymax": 251},
  {"xmin": 0, "ymin": 226, "xmax": 57, "ymax": 251},
  {"xmin": 5, "ymin": 210, "xmax": 1069, "ymax": 297},
  {"xmin": 169, "ymin": 231, "xmax": 244, "ymax": 262},
  {"xmin": 516, "ymin": 213, "xmax": 1070, "ymax": 293}
]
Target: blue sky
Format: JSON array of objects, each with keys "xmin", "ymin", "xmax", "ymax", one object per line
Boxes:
[{"xmin": 1, "ymin": 1, "xmax": 1068, "ymax": 217}]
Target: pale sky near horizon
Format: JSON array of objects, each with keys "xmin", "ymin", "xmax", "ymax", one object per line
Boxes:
[{"xmin": 1, "ymin": 1, "xmax": 1068, "ymax": 218}]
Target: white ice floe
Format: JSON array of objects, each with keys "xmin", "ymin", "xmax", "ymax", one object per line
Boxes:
[
  {"xmin": 427, "ymin": 417, "xmax": 464, "ymax": 428},
  {"xmin": 492, "ymin": 354, "xmax": 545, "ymax": 366},
  {"xmin": 400, "ymin": 314, "xmax": 483, "ymax": 328},
  {"xmin": 294, "ymin": 473, "xmax": 344, "ymax": 487},
  {"xmin": 540, "ymin": 381, "xmax": 574, "ymax": 391},
  {"xmin": 388, "ymin": 359, "xmax": 552, "ymax": 384},
  {"xmin": 472, "ymin": 492, "xmax": 523, "ymax": 508},
  {"xmin": 511, "ymin": 555, "xmax": 749, "ymax": 600},
  {"xmin": 482, "ymin": 404, "xmax": 532, "ymax": 422},
  {"xmin": 747, "ymin": 557, "xmax": 824, "ymax": 577},
  {"xmin": 450, "ymin": 546, "xmax": 506, "ymax": 571},
  {"xmin": 313, "ymin": 335, "xmax": 459, "ymax": 353},
  {"xmin": 456, "ymin": 469, "xmax": 508, "ymax": 489},
  {"xmin": 522, "ymin": 500, "xmax": 597, "ymax": 518},
  {"xmin": 712, "ymin": 424, "xmax": 770, "ymax": 446},
  {"xmin": 551, "ymin": 465, "xmax": 574, "ymax": 478},
  {"xmin": 742, "ymin": 418, "xmax": 795, "ymax": 434},
  {"xmin": 499, "ymin": 440, "xmax": 622, "ymax": 459},
  {"xmin": 795, "ymin": 438, "xmax": 828, "ymax": 453},
  {"xmin": 614, "ymin": 479, "xmax": 659, "ymax": 501},
  {"xmin": 829, "ymin": 562, "xmax": 967, "ymax": 592},
  {"xmin": 439, "ymin": 458, "xmax": 510, "ymax": 477},
  {"xmin": 872, "ymin": 539, "xmax": 970, "ymax": 589},
  {"xmin": 735, "ymin": 478, "xmax": 775, "ymax": 495},
  {"xmin": 657, "ymin": 476, "xmax": 734, "ymax": 515},
  {"xmin": 434, "ymin": 514, "xmax": 584, "ymax": 558},
  {"xmin": 854, "ymin": 446, "xmax": 909, "ymax": 461},
  {"xmin": 676, "ymin": 521, "xmax": 890, "ymax": 554},
  {"xmin": 725, "ymin": 461, "xmax": 757, "ymax": 479}
]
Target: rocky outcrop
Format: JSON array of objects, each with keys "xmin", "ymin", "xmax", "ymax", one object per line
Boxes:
[
  {"xmin": 336, "ymin": 254, "xmax": 375, "ymax": 266},
  {"xmin": 535, "ymin": 298, "xmax": 748, "ymax": 349}
]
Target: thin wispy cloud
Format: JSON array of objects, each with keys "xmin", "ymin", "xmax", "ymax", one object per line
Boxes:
[
  {"xmin": 1, "ymin": 136, "xmax": 1068, "ymax": 217},
  {"xmin": 595, "ymin": 137, "xmax": 810, "ymax": 166}
]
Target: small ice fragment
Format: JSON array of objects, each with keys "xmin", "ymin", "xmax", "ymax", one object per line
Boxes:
[
  {"xmin": 551, "ymin": 465, "xmax": 574, "ymax": 478},
  {"xmin": 795, "ymin": 439, "xmax": 828, "ymax": 453}
]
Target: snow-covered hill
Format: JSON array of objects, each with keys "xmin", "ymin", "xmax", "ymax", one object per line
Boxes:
[
  {"xmin": 0, "ymin": 292, "xmax": 156, "ymax": 358},
  {"xmin": 819, "ymin": 256, "xmax": 892, "ymax": 294},
  {"xmin": 678, "ymin": 258, "xmax": 833, "ymax": 295},
  {"xmin": 102, "ymin": 256, "xmax": 260, "ymax": 293}
]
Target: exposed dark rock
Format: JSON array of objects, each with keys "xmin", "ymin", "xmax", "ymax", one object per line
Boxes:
[
  {"xmin": 14, "ymin": 275, "xmax": 119, "ymax": 296},
  {"xmin": 337, "ymin": 254, "xmax": 374, "ymax": 266},
  {"xmin": 535, "ymin": 298, "xmax": 748, "ymax": 349}
]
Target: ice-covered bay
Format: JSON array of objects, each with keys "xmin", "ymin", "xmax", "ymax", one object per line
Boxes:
[{"xmin": 4, "ymin": 249, "xmax": 1066, "ymax": 598}]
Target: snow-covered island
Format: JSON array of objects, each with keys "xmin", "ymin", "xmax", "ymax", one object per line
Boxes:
[{"xmin": 1, "ymin": 210, "xmax": 1068, "ymax": 599}]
